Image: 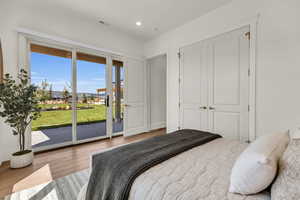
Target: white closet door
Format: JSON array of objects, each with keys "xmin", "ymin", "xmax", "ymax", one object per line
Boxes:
[
  {"xmin": 124, "ymin": 58, "xmax": 147, "ymax": 136},
  {"xmin": 207, "ymin": 26, "xmax": 250, "ymax": 141},
  {"xmin": 179, "ymin": 42, "xmax": 209, "ymax": 131}
]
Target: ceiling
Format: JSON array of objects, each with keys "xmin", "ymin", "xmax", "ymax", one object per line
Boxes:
[{"xmin": 27, "ymin": 0, "xmax": 233, "ymax": 41}]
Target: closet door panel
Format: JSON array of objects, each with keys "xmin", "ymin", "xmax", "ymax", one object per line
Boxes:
[
  {"xmin": 208, "ymin": 26, "xmax": 250, "ymax": 141},
  {"xmin": 213, "ymin": 37, "xmax": 240, "ymax": 105},
  {"xmin": 181, "ymin": 44, "xmax": 202, "ymax": 104},
  {"xmin": 212, "ymin": 111, "xmax": 240, "ymax": 139},
  {"xmin": 180, "ymin": 43, "xmax": 208, "ymax": 131},
  {"xmin": 127, "ymin": 60, "xmax": 144, "ymax": 103},
  {"xmin": 182, "ymin": 109, "xmax": 201, "ymax": 130},
  {"xmin": 127, "ymin": 106, "xmax": 145, "ymax": 130}
]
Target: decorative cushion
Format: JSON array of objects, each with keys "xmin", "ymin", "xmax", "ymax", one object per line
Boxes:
[
  {"xmin": 229, "ymin": 131, "xmax": 290, "ymax": 195},
  {"xmin": 271, "ymin": 136, "xmax": 300, "ymax": 200}
]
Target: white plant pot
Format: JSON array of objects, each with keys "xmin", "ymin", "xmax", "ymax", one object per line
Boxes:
[{"xmin": 10, "ymin": 151, "xmax": 34, "ymax": 169}]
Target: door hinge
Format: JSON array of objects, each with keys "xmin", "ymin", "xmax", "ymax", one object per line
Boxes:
[
  {"xmin": 248, "ymin": 69, "xmax": 250, "ymax": 76},
  {"xmin": 177, "ymin": 52, "xmax": 181, "ymax": 59},
  {"xmin": 178, "ymin": 78, "xmax": 181, "ymax": 83},
  {"xmin": 245, "ymin": 31, "xmax": 250, "ymax": 40},
  {"xmin": 248, "ymin": 105, "xmax": 250, "ymax": 112},
  {"xmin": 178, "ymin": 126, "xmax": 181, "ymax": 130},
  {"xmin": 178, "ymin": 102, "xmax": 181, "ymax": 107}
]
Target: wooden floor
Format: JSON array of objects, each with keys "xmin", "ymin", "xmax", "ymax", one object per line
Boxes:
[{"xmin": 0, "ymin": 129, "xmax": 165, "ymax": 197}]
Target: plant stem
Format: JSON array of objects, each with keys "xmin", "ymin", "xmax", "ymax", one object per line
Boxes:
[
  {"xmin": 19, "ymin": 132, "xmax": 22, "ymax": 152},
  {"xmin": 22, "ymin": 130, "xmax": 25, "ymax": 151}
]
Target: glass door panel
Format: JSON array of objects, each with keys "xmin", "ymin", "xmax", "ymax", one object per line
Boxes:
[
  {"xmin": 31, "ymin": 44, "xmax": 73, "ymax": 149},
  {"xmin": 112, "ymin": 60, "xmax": 124, "ymax": 135},
  {"xmin": 76, "ymin": 52, "xmax": 108, "ymax": 140}
]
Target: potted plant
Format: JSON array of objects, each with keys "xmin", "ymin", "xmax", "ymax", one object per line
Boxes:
[{"xmin": 0, "ymin": 69, "xmax": 41, "ymax": 168}]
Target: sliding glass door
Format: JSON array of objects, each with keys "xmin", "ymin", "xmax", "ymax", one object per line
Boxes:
[
  {"xmin": 112, "ymin": 60, "xmax": 124, "ymax": 135},
  {"xmin": 76, "ymin": 52, "xmax": 108, "ymax": 141},
  {"xmin": 30, "ymin": 44, "xmax": 73, "ymax": 149},
  {"xmin": 30, "ymin": 42, "xmax": 123, "ymax": 151}
]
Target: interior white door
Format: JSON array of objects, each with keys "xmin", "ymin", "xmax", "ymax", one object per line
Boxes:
[
  {"xmin": 179, "ymin": 42, "xmax": 209, "ymax": 131},
  {"xmin": 124, "ymin": 58, "xmax": 147, "ymax": 136},
  {"xmin": 179, "ymin": 26, "xmax": 250, "ymax": 141},
  {"xmin": 207, "ymin": 26, "xmax": 250, "ymax": 141}
]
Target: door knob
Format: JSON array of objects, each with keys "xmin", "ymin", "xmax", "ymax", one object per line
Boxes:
[
  {"xmin": 199, "ymin": 106, "xmax": 207, "ymax": 110},
  {"xmin": 209, "ymin": 106, "xmax": 215, "ymax": 110}
]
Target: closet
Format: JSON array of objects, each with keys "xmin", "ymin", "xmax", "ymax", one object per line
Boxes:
[{"xmin": 179, "ymin": 26, "xmax": 250, "ymax": 141}]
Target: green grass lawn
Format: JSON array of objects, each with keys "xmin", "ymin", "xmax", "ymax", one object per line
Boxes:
[{"xmin": 32, "ymin": 104, "xmax": 107, "ymax": 131}]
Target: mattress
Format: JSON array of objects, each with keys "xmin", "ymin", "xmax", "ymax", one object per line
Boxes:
[{"xmin": 78, "ymin": 138, "xmax": 271, "ymax": 200}]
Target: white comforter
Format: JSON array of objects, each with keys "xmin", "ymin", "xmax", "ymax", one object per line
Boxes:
[{"xmin": 78, "ymin": 138, "xmax": 270, "ymax": 200}]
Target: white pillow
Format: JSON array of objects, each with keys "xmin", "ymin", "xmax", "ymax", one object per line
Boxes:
[{"xmin": 229, "ymin": 131, "xmax": 290, "ymax": 195}]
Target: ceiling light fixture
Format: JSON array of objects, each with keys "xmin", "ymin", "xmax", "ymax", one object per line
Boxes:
[
  {"xmin": 136, "ymin": 21, "xmax": 142, "ymax": 26},
  {"xmin": 98, "ymin": 20, "xmax": 109, "ymax": 26}
]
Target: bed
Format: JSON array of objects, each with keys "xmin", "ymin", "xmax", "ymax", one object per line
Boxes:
[{"xmin": 78, "ymin": 130, "xmax": 270, "ymax": 200}]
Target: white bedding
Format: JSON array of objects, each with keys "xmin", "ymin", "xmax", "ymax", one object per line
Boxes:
[{"xmin": 78, "ymin": 138, "xmax": 270, "ymax": 200}]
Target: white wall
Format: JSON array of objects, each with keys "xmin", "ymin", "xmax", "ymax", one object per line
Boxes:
[
  {"xmin": 0, "ymin": 0, "xmax": 144, "ymax": 163},
  {"xmin": 147, "ymin": 54, "xmax": 167, "ymax": 130},
  {"xmin": 144, "ymin": 0, "xmax": 300, "ymax": 136}
]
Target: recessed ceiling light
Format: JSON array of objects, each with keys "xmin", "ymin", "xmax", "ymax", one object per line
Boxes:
[
  {"xmin": 136, "ymin": 21, "xmax": 142, "ymax": 26},
  {"xmin": 98, "ymin": 20, "xmax": 109, "ymax": 26}
]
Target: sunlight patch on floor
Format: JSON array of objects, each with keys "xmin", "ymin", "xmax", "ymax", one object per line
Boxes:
[
  {"xmin": 12, "ymin": 164, "xmax": 53, "ymax": 193},
  {"xmin": 8, "ymin": 182, "xmax": 59, "ymax": 200},
  {"xmin": 31, "ymin": 131, "xmax": 50, "ymax": 146}
]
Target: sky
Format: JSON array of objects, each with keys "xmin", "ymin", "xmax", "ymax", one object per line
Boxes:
[{"xmin": 31, "ymin": 52, "xmax": 107, "ymax": 94}]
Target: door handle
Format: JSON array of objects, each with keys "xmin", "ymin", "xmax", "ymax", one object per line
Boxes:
[
  {"xmin": 105, "ymin": 95, "xmax": 109, "ymax": 107},
  {"xmin": 124, "ymin": 104, "xmax": 131, "ymax": 107},
  {"xmin": 209, "ymin": 106, "xmax": 215, "ymax": 110},
  {"xmin": 199, "ymin": 106, "xmax": 207, "ymax": 110}
]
